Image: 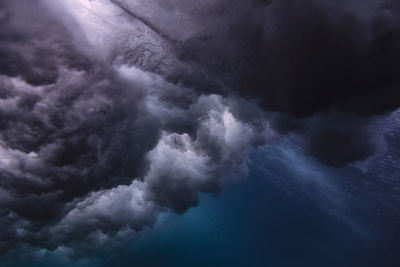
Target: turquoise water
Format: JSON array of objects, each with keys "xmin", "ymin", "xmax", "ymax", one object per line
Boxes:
[{"xmin": 3, "ymin": 138, "xmax": 399, "ymax": 267}]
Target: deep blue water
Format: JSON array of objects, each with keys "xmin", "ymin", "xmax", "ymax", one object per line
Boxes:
[{"xmin": 2, "ymin": 136, "xmax": 400, "ymax": 267}]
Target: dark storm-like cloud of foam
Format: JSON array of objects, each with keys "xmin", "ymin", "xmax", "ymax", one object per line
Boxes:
[
  {"xmin": 0, "ymin": 0, "xmax": 399, "ymax": 255},
  {"xmin": 0, "ymin": 0, "xmax": 270, "ymax": 253}
]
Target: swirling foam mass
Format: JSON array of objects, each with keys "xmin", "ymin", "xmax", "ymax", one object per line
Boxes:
[{"xmin": 0, "ymin": 0, "xmax": 400, "ymax": 261}]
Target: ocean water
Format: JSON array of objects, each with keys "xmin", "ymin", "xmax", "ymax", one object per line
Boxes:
[{"xmin": 4, "ymin": 133, "xmax": 399, "ymax": 267}]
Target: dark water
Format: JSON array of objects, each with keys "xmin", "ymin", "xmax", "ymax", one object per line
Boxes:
[{"xmin": 3, "ymin": 130, "xmax": 400, "ymax": 267}]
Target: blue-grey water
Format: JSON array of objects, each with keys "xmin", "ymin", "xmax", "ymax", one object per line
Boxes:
[{"xmin": 2, "ymin": 132, "xmax": 400, "ymax": 267}]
